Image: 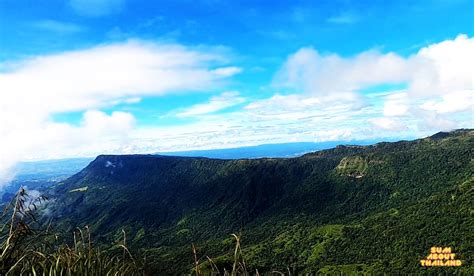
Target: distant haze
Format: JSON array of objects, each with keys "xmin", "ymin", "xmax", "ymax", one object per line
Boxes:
[{"xmin": 157, "ymin": 140, "xmax": 382, "ymax": 159}]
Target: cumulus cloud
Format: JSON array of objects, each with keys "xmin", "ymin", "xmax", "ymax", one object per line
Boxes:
[
  {"xmin": 0, "ymin": 110, "xmax": 135, "ymax": 186},
  {"xmin": 82, "ymin": 110, "xmax": 135, "ymax": 136},
  {"xmin": 0, "ymin": 40, "xmax": 239, "ymax": 186},
  {"xmin": 138, "ymin": 35, "xmax": 472, "ymax": 150},
  {"xmin": 211, "ymin": 33, "xmax": 472, "ymax": 144},
  {"xmin": 420, "ymin": 90, "xmax": 473, "ymax": 114},
  {"xmin": 274, "ymin": 47, "xmax": 407, "ymax": 96},
  {"xmin": 0, "ymin": 40, "xmax": 238, "ymax": 114},
  {"xmin": 368, "ymin": 117, "xmax": 408, "ymax": 132},
  {"xmin": 36, "ymin": 110, "xmax": 135, "ymax": 158},
  {"xmin": 417, "ymin": 112, "xmax": 458, "ymax": 131},
  {"xmin": 274, "ymin": 34, "xmax": 473, "ymax": 97},
  {"xmin": 273, "ymin": 34, "xmax": 473, "ymax": 133},
  {"xmin": 1, "ymin": 35, "xmax": 472, "ymax": 187},
  {"xmin": 383, "ymin": 93, "xmax": 409, "ymax": 117},
  {"xmin": 175, "ymin": 91, "xmax": 245, "ymax": 117},
  {"xmin": 411, "ymin": 36, "xmax": 473, "ymax": 96}
]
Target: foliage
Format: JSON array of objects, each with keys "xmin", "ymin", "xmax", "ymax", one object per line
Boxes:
[
  {"xmin": 34, "ymin": 129, "xmax": 474, "ymax": 274},
  {"xmin": 0, "ymin": 188, "xmax": 142, "ymax": 275}
]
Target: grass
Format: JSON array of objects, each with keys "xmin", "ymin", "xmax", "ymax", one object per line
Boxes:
[
  {"xmin": 0, "ymin": 187, "xmax": 143, "ymax": 275},
  {"xmin": 192, "ymin": 233, "xmax": 293, "ymax": 276},
  {"xmin": 192, "ymin": 234, "xmax": 251, "ymax": 275}
]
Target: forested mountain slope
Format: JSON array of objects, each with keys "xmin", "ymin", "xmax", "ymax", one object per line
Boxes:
[{"xmin": 47, "ymin": 129, "xmax": 473, "ymax": 274}]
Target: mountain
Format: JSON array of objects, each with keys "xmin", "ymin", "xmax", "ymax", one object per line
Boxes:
[
  {"xmin": 4, "ymin": 140, "xmax": 378, "ymax": 198},
  {"xmin": 3, "ymin": 141, "xmax": 377, "ymax": 202},
  {"xmin": 45, "ymin": 129, "xmax": 473, "ymax": 274}
]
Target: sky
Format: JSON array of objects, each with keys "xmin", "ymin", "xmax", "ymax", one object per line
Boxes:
[{"xmin": 0, "ymin": 0, "xmax": 473, "ymax": 183}]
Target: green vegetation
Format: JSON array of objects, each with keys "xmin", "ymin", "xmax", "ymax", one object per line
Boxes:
[
  {"xmin": 4, "ymin": 129, "xmax": 471, "ymax": 274},
  {"xmin": 0, "ymin": 188, "xmax": 142, "ymax": 275},
  {"xmin": 336, "ymin": 156, "xmax": 368, "ymax": 178}
]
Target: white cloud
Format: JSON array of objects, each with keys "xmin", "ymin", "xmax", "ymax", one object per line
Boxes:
[
  {"xmin": 212, "ymin": 67, "xmax": 243, "ymax": 77},
  {"xmin": 383, "ymin": 92, "xmax": 409, "ymax": 117},
  {"xmin": 0, "ymin": 110, "xmax": 135, "ymax": 187},
  {"xmin": 175, "ymin": 91, "xmax": 245, "ymax": 117},
  {"xmin": 411, "ymin": 35, "xmax": 474, "ymax": 96},
  {"xmin": 274, "ymin": 34, "xmax": 473, "ymax": 134},
  {"xmin": 420, "ymin": 90, "xmax": 473, "ymax": 114},
  {"xmin": 245, "ymin": 94, "xmax": 316, "ymax": 111},
  {"xmin": 1, "ymin": 41, "xmax": 238, "ymax": 113},
  {"xmin": 82, "ymin": 110, "xmax": 135, "ymax": 135},
  {"xmin": 368, "ymin": 117, "xmax": 408, "ymax": 131},
  {"xmin": 27, "ymin": 110, "xmax": 136, "ymax": 160},
  {"xmin": 122, "ymin": 97, "xmax": 142, "ymax": 104},
  {"xmin": 1, "ymin": 35, "xmax": 472, "ymax": 187},
  {"xmin": 274, "ymin": 34, "xmax": 473, "ymax": 98},
  {"xmin": 129, "ymin": 117, "xmax": 360, "ymax": 154},
  {"xmin": 69, "ymin": 0, "xmax": 125, "ymax": 17},
  {"xmin": 244, "ymin": 92, "xmax": 366, "ymax": 119},
  {"xmin": 131, "ymin": 35, "xmax": 472, "ymax": 153},
  {"xmin": 274, "ymin": 47, "xmax": 407, "ymax": 96},
  {"xmin": 417, "ymin": 112, "xmax": 458, "ymax": 132},
  {"xmin": 0, "ymin": 40, "xmax": 238, "ymax": 185}
]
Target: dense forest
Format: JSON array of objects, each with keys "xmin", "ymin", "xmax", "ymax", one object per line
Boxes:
[{"xmin": 2, "ymin": 129, "xmax": 472, "ymax": 274}]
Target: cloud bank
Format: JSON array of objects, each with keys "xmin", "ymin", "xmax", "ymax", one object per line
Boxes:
[
  {"xmin": 273, "ymin": 34, "xmax": 473, "ymax": 131},
  {"xmin": 0, "ymin": 35, "xmax": 472, "ymax": 187},
  {"xmin": 275, "ymin": 34, "xmax": 473, "ymax": 97},
  {"xmin": 0, "ymin": 40, "xmax": 240, "ymax": 185}
]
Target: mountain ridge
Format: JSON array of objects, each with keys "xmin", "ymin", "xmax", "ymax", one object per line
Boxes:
[{"xmin": 44, "ymin": 129, "xmax": 473, "ymax": 274}]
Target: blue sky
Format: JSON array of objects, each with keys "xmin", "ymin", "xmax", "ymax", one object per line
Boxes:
[
  {"xmin": 0, "ymin": 0, "xmax": 473, "ymax": 178},
  {"xmin": 1, "ymin": 1, "xmax": 473, "ymax": 58}
]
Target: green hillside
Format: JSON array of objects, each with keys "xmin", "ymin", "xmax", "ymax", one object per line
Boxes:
[{"xmin": 44, "ymin": 129, "xmax": 473, "ymax": 274}]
